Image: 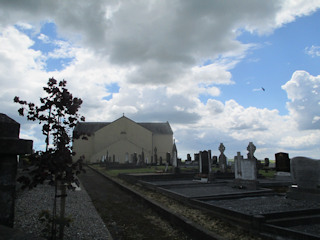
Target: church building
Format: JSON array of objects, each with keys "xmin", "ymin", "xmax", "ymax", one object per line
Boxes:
[{"xmin": 72, "ymin": 116, "xmax": 174, "ymax": 164}]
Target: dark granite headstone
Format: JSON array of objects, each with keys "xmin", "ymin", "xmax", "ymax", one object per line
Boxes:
[
  {"xmin": 212, "ymin": 156, "xmax": 217, "ymax": 165},
  {"xmin": 275, "ymin": 152, "xmax": 290, "ymax": 172},
  {"xmin": 200, "ymin": 151, "xmax": 209, "ymax": 174},
  {"xmin": 0, "ymin": 114, "xmax": 33, "ymax": 227},
  {"xmin": 194, "ymin": 153, "xmax": 199, "ymax": 162}
]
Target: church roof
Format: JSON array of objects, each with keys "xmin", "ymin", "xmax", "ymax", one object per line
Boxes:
[{"xmin": 73, "ymin": 119, "xmax": 173, "ymax": 137}]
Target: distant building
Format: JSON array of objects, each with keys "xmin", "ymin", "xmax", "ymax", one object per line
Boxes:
[{"xmin": 72, "ymin": 116, "xmax": 174, "ymax": 164}]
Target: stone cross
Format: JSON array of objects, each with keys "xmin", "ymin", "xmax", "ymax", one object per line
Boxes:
[
  {"xmin": 219, "ymin": 143, "xmax": 225, "ymax": 154},
  {"xmin": 0, "ymin": 114, "xmax": 33, "ymax": 227},
  {"xmin": 247, "ymin": 142, "xmax": 256, "ymax": 160},
  {"xmin": 218, "ymin": 143, "xmax": 227, "ymax": 173}
]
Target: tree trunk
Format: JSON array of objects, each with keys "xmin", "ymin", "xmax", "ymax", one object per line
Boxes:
[{"xmin": 58, "ymin": 183, "xmax": 66, "ymax": 240}]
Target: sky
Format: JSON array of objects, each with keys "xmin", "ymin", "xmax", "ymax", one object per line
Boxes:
[{"xmin": 1, "ymin": 0, "xmax": 320, "ymax": 160}]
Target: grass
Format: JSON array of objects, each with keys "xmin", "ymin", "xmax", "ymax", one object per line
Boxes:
[
  {"xmin": 91, "ymin": 164, "xmax": 276, "ymax": 178},
  {"xmin": 259, "ymin": 169, "xmax": 276, "ymax": 178},
  {"xmin": 91, "ymin": 165, "xmax": 173, "ymax": 177}
]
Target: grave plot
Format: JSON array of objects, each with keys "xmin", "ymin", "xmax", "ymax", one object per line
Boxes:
[{"xmin": 117, "ymin": 142, "xmax": 320, "ymax": 239}]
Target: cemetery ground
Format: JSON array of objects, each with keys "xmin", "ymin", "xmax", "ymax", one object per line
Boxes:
[
  {"xmin": 13, "ymin": 162, "xmax": 320, "ymax": 240},
  {"xmin": 87, "ymin": 163, "xmax": 320, "ymax": 240},
  {"xmin": 82, "ymin": 164, "xmax": 265, "ymax": 240}
]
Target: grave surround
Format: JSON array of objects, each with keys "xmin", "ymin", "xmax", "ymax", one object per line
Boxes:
[
  {"xmin": 0, "ymin": 113, "xmax": 33, "ymax": 227},
  {"xmin": 288, "ymin": 156, "xmax": 320, "ymax": 201}
]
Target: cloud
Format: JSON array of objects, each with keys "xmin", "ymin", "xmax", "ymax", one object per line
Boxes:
[
  {"xmin": 275, "ymin": 0, "xmax": 320, "ymax": 27},
  {"xmin": 282, "ymin": 71, "xmax": 320, "ymax": 130},
  {"xmin": 1, "ymin": 1, "xmax": 320, "ymax": 160},
  {"xmin": 305, "ymin": 45, "xmax": 320, "ymax": 57},
  {"xmin": 1, "ymin": 0, "xmax": 319, "ymax": 86}
]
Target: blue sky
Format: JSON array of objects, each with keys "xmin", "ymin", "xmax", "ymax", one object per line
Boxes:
[
  {"xmin": 226, "ymin": 10, "xmax": 320, "ymax": 115},
  {"xmin": 1, "ymin": 1, "xmax": 320, "ymax": 159}
]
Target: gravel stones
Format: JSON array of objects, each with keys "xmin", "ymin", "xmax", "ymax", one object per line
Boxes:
[{"xmin": 14, "ymin": 182, "xmax": 111, "ymax": 240}]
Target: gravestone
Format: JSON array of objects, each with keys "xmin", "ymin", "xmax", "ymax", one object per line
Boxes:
[
  {"xmin": 166, "ymin": 152, "xmax": 170, "ymax": 165},
  {"xmin": 133, "ymin": 153, "xmax": 138, "ymax": 164},
  {"xmin": 141, "ymin": 149, "xmax": 145, "ymax": 165},
  {"xmin": 208, "ymin": 150, "xmax": 212, "ymax": 163},
  {"xmin": 187, "ymin": 154, "xmax": 191, "ymax": 162},
  {"xmin": 233, "ymin": 143, "xmax": 258, "ymax": 189},
  {"xmin": 218, "ymin": 143, "xmax": 227, "ymax": 173},
  {"xmin": 264, "ymin": 158, "xmax": 269, "ymax": 167},
  {"xmin": 287, "ymin": 156, "xmax": 320, "ymax": 201},
  {"xmin": 212, "ymin": 156, "xmax": 217, "ymax": 165},
  {"xmin": 172, "ymin": 141, "xmax": 179, "ymax": 173},
  {"xmin": 0, "ymin": 114, "xmax": 33, "ymax": 227},
  {"xmin": 138, "ymin": 154, "xmax": 142, "ymax": 165},
  {"xmin": 194, "ymin": 153, "xmax": 199, "ymax": 163},
  {"xmin": 199, "ymin": 151, "xmax": 210, "ymax": 175},
  {"xmin": 154, "ymin": 147, "xmax": 158, "ymax": 165},
  {"xmin": 275, "ymin": 152, "xmax": 290, "ymax": 172}
]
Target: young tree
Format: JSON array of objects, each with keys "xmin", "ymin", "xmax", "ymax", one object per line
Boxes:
[{"xmin": 14, "ymin": 77, "xmax": 86, "ymax": 240}]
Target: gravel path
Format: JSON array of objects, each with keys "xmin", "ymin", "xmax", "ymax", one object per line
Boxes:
[{"xmin": 14, "ymin": 180, "xmax": 112, "ymax": 240}]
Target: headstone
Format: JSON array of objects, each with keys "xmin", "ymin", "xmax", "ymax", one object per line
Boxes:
[
  {"xmin": 288, "ymin": 156, "xmax": 320, "ymax": 201},
  {"xmin": 264, "ymin": 158, "xmax": 269, "ymax": 167},
  {"xmin": 172, "ymin": 141, "xmax": 179, "ymax": 173},
  {"xmin": 164, "ymin": 161, "xmax": 169, "ymax": 172},
  {"xmin": 200, "ymin": 151, "xmax": 210, "ymax": 175},
  {"xmin": 208, "ymin": 150, "xmax": 212, "ymax": 163},
  {"xmin": 166, "ymin": 152, "xmax": 170, "ymax": 165},
  {"xmin": 187, "ymin": 154, "xmax": 191, "ymax": 162},
  {"xmin": 154, "ymin": 147, "xmax": 158, "ymax": 165},
  {"xmin": 125, "ymin": 152, "xmax": 129, "ymax": 163},
  {"xmin": 194, "ymin": 153, "xmax": 199, "ymax": 163},
  {"xmin": 141, "ymin": 149, "xmax": 145, "ymax": 164},
  {"xmin": 275, "ymin": 152, "xmax": 290, "ymax": 172},
  {"xmin": 138, "ymin": 154, "xmax": 142, "ymax": 165},
  {"xmin": 212, "ymin": 156, "xmax": 217, "ymax": 165},
  {"xmin": 218, "ymin": 143, "xmax": 227, "ymax": 173},
  {"xmin": 172, "ymin": 151, "xmax": 177, "ymax": 167},
  {"xmin": 0, "ymin": 114, "xmax": 33, "ymax": 227},
  {"xmin": 133, "ymin": 153, "xmax": 137, "ymax": 164},
  {"xmin": 233, "ymin": 148, "xmax": 258, "ymax": 190}
]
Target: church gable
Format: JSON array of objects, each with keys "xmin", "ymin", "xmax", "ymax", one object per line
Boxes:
[
  {"xmin": 72, "ymin": 116, "xmax": 173, "ymax": 163},
  {"xmin": 94, "ymin": 116, "xmax": 153, "ymax": 154}
]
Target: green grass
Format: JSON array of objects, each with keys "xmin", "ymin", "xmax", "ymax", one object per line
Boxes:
[
  {"xmin": 91, "ymin": 165, "xmax": 173, "ymax": 177},
  {"xmin": 259, "ymin": 169, "xmax": 276, "ymax": 178},
  {"xmin": 91, "ymin": 164, "xmax": 276, "ymax": 178}
]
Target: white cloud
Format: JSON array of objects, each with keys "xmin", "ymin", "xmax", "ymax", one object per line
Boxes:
[
  {"xmin": 276, "ymin": 0, "xmax": 320, "ymax": 28},
  {"xmin": 38, "ymin": 33, "xmax": 50, "ymax": 43},
  {"xmin": 1, "ymin": 1, "xmax": 320, "ymax": 160},
  {"xmin": 282, "ymin": 71, "xmax": 320, "ymax": 130},
  {"xmin": 1, "ymin": 0, "xmax": 318, "ymax": 86},
  {"xmin": 305, "ymin": 45, "xmax": 320, "ymax": 57}
]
